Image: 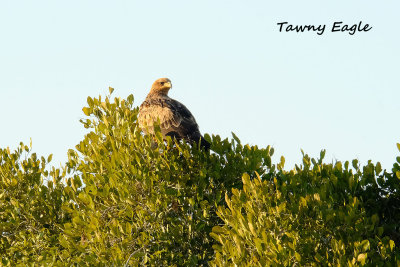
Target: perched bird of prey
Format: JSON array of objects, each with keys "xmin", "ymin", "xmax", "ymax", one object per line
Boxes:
[{"xmin": 138, "ymin": 78, "xmax": 210, "ymax": 150}]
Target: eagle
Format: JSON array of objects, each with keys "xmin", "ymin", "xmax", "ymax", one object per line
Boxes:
[{"xmin": 138, "ymin": 78, "xmax": 210, "ymax": 150}]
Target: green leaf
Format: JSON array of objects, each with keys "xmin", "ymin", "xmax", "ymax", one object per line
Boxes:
[
  {"xmin": 126, "ymin": 222, "xmax": 132, "ymax": 234},
  {"xmin": 360, "ymin": 240, "xmax": 370, "ymax": 252},
  {"xmin": 59, "ymin": 235, "xmax": 69, "ymax": 248},
  {"xmin": 377, "ymin": 227, "xmax": 384, "ymax": 236},
  {"xmin": 133, "ymin": 252, "xmax": 146, "ymax": 258},
  {"xmin": 371, "ymin": 214, "xmax": 379, "ymax": 225},
  {"xmin": 212, "ymin": 226, "xmax": 225, "ymax": 234},
  {"xmin": 254, "ymin": 238, "xmax": 262, "ymax": 254},
  {"xmin": 82, "ymin": 107, "xmax": 91, "ymax": 116},
  {"xmin": 320, "ymin": 149, "xmax": 326, "ymax": 161},
  {"xmin": 109, "ymin": 87, "xmax": 114, "ymax": 94},
  {"xmin": 127, "ymin": 94, "xmax": 134, "ymax": 105},
  {"xmin": 375, "ymin": 162, "xmax": 382, "ymax": 175},
  {"xmin": 295, "ymin": 252, "xmax": 301, "ymax": 262},
  {"xmin": 231, "ymin": 132, "xmax": 241, "ymax": 144},
  {"xmin": 87, "ymin": 96, "xmax": 94, "ymax": 107},
  {"xmin": 300, "ymin": 197, "xmax": 307, "ymax": 207},
  {"xmin": 249, "ymin": 222, "xmax": 256, "ymax": 235},
  {"xmin": 357, "ymin": 253, "xmax": 367, "ymax": 263},
  {"xmin": 390, "ymin": 240, "xmax": 395, "ymax": 251},
  {"xmin": 242, "ymin": 173, "xmax": 250, "ymax": 185},
  {"xmin": 352, "ymin": 159, "xmax": 359, "ymax": 169},
  {"xmin": 397, "ymin": 143, "xmax": 400, "ymax": 152},
  {"xmin": 311, "ymin": 158, "xmax": 317, "ymax": 165},
  {"xmin": 47, "ymin": 154, "xmax": 53, "ymax": 163}
]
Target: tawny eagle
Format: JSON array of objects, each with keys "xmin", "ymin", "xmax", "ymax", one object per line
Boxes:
[{"xmin": 138, "ymin": 78, "xmax": 210, "ymax": 150}]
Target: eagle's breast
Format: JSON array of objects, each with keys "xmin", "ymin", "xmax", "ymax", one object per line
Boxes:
[{"xmin": 138, "ymin": 97, "xmax": 183, "ymax": 134}]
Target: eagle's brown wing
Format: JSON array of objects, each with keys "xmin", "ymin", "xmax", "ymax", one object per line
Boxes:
[{"xmin": 138, "ymin": 97, "xmax": 210, "ymax": 150}]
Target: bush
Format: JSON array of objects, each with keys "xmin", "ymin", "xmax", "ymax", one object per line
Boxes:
[
  {"xmin": 210, "ymin": 150, "xmax": 400, "ymax": 266},
  {"xmin": 0, "ymin": 143, "xmax": 66, "ymax": 265},
  {"xmin": 1, "ymin": 89, "xmax": 399, "ymax": 266},
  {"xmin": 44, "ymin": 90, "xmax": 271, "ymax": 266}
]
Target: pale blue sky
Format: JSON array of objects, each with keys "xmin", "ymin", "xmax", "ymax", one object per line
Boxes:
[{"xmin": 1, "ymin": 0, "xmax": 399, "ymax": 170}]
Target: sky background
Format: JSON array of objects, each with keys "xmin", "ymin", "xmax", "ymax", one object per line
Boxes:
[{"xmin": 1, "ymin": 0, "xmax": 399, "ymax": 171}]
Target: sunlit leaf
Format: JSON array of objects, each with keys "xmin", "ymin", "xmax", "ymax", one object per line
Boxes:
[
  {"xmin": 82, "ymin": 107, "xmax": 91, "ymax": 116},
  {"xmin": 109, "ymin": 87, "xmax": 114, "ymax": 95}
]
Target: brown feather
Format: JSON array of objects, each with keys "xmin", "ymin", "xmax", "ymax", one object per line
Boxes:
[{"xmin": 138, "ymin": 78, "xmax": 210, "ymax": 150}]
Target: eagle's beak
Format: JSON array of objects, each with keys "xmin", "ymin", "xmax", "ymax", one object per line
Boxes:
[{"xmin": 165, "ymin": 82, "xmax": 172, "ymax": 89}]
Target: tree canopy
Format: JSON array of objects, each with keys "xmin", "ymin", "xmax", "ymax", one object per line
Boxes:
[{"xmin": 1, "ymin": 89, "xmax": 399, "ymax": 266}]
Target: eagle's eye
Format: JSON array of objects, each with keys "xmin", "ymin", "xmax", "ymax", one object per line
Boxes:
[{"xmin": 160, "ymin": 82, "xmax": 165, "ymax": 86}]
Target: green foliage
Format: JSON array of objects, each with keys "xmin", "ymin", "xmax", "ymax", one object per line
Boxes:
[
  {"xmin": 1, "ymin": 90, "xmax": 399, "ymax": 266},
  {"xmin": 210, "ymin": 151, "xmax": 400, "ymax": 266},
  {"xmin": 49, "ymin": 91, "xmax": 271, "ymax": 266},
  {"xmin": 0, "ymin": 142, "xmax": 66, "ymax": 265}
]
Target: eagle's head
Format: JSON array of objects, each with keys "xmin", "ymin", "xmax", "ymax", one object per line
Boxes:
[{"xmin": 150, "ymin": 78, "xmax": 172, "ymax": 95}]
